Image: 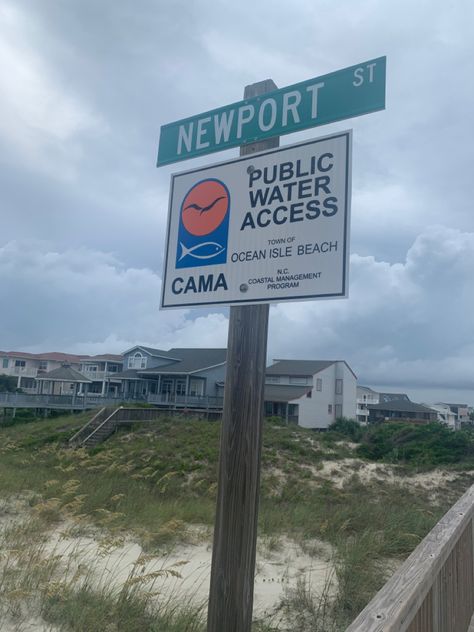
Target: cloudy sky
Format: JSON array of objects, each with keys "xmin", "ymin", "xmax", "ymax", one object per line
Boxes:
[{"xmin": 1, "ymin": 0, "xmax": 474, "ymax": 404}]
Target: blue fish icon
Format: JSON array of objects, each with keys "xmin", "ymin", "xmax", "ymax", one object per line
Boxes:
[
  {"xmin": 176, "ymin": 178, "xmax": 230, "ymax": 269},
  {"xmin": 179, "ymin": 241, "xmax": 226, "ymax": 262}
]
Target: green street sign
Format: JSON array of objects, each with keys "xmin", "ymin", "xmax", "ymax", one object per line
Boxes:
[{"xmin": 157, "ymin": 56, "xmax": 385, "ymax": 167}]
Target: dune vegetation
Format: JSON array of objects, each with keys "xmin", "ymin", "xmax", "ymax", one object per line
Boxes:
[{"xmin": 1, "ymin": 411, "xmax": 473, "ymax": 631}]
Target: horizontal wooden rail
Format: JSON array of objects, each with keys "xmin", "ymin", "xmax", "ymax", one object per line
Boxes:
[
  {"xmin": 0, "ymin": 392, "xmax": 224, "ymax": 411},
  {"xmin": 346, "ymin": 484, "xmax": 474, "ymax": 632}
]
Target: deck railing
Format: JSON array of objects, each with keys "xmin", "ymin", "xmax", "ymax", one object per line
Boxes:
[
  {"xmin": 0, "ymin": 391, "xmax": 224, "ymax": 411},
  {"xmin": 147, "ymin": 393, "xmax": 224, "ymax": 408},
  {"xmin": 346, "ymin": 484, "xmax": 474, "ymax": 632},
  {"xmin": 0, "ymin": 392, "xmax": 122, "ymax": 409},
  {"xmin": 70, "ymin": 406, "xmax": 204, "ymax": 447},
  {"xmin": 68, "ymin": 407, "xmax": 111, "ymax": 446}
]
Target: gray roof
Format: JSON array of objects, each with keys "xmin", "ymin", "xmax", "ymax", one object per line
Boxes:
[
  {"xmin": 139, "ymin": 348, "xmax": 227, "ymax": 375},
  {"xmin": 139, "ymin": 346, "xmax": 180, "ymax": 358},
  {"xmin": 378, "ymin": 392, "xmax": 410, "ymax": 403},
  {"xmin": 266, "ymin": 360, "xmax": 335, "ymax": 377},
  {"xmin": 81, "ymin": 354, "xmax": 123, "ymax": 362},
  {"xmin": 123, "ymin": 345, "xmax": 179, "ymax": 359},
  {"xmin": 35, "ymin": 365, "xmax": 92, "ymax": 383},
  {"xmin": 111, "ymin": 369, "xmax": 140, "ymax": 379},
  {"xmin": 368, "ymin": 401, "xmax": 437, "ymax": 414},
  {"xmin": 437, "ymin": 402, "xmax": 468, "ymax": 408},
  {"xmin": 264, "ymin": 384, "xmax": 311, "ymax": 402},
  {"xmin": 358, "ymin": 385, "xmax": 378, "ymax": 393}
]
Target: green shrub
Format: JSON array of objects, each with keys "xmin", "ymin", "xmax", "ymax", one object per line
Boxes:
[
  {"xmin": 357, "ymin": 422, "xmax": 474, "ymax": 466},
  {"xmin": 328, "ymin": 418, "xmax": 364, "ymax": 442},
  {"xmin": 0, "ymin": 374, "xmax": 20, "ymax": 392}
]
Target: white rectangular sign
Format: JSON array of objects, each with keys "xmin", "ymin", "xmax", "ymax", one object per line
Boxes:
[{"xmin": 160, "ymin": 131, "xmax": 352, "ymax": 308}]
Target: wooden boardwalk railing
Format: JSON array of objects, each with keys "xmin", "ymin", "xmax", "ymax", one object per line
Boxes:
[
  {"xmin": 0, "ymin": 391, "xmax": 224, "ymax": 412},
  {"xmin": 68, "ymin": 406, "xmax": 114, "ymax": 446},
  {"xmin": 346, "ymin": 484, "xmax": 474, "ymax": 632},
  {"xmin": 69, "ymin": 407, "xmax": 164, "ymax": 447},
  {"xmin": 69, "ymin": 406, "xmax": 217, "ymax": 448}
]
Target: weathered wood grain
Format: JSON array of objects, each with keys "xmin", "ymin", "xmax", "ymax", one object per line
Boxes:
[
  {"xmin": 346, "ymin": 484, "xmax": 474, "ymax": 632},
  {"xmin": 206, "ymin": 80, "xmax": 278, "ymax": 632}
]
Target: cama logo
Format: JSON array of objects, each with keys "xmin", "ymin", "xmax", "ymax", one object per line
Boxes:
[{"xmin": 176, "ymin": 178, "xmax": 230, "ymax": 269}]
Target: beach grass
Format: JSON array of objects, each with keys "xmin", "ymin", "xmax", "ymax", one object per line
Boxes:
[{"xmin": 1, "ymin": 411, "xmax": 473, "ymax": 630}]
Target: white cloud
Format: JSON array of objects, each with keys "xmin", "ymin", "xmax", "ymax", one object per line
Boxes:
[
  {"xmin": 0, "ymin": 2, "xmax": 104, "ymax": 176},
  {"xmin": 0, "ymin": 240, "xmax": 227, "ymax": 354},
  {"xmin": 1, "ymin": 0, "xmax": 474, "ymax": 406},
  {"xmin": 201, "ymin": 31, "xmax": 304, "ymax": 86},
  {"xmin": 1, "ymin": 226, "xmax": 473, "ymax": 396},
  {"xmin": 268, "ymin": 225, "xmax": 474, "ymax": 389}
]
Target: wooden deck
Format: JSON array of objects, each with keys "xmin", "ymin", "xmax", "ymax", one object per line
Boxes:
[
  {"xmin": 0, "ymin": 391, "xmax": 224, "ymax": 413},
  {"xmin": 347, "ymin": 484, "xmax": 474, "ymax": 632}
]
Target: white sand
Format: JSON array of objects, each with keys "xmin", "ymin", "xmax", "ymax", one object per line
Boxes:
[
  {"xmin": 2, "ymin": 459, "xmax": 467, "ymax": 629},
  {"xmin": 44, "ymin": 527, "xmax": 335, "ymax": 616},
  {"xmin": 305, "ymin": 458, "xmax": 470, "ymax": 491},
  {"xmin": 1, "ymin": 495, "xmax": 334, "ymax": 629},
  {"xmin": 1, "ymin": 617, "xmax": 57, "ymax": 632}
]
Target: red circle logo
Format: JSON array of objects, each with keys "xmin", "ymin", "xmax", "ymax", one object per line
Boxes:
[{"xmin": 181, "ymin": 179, "xmax": 230, "ymax": 236}]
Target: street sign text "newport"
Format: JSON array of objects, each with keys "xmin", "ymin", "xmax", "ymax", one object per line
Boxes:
[{"xmin": 157, "ymin": 57, "xmax": 385, "ymax": 166}]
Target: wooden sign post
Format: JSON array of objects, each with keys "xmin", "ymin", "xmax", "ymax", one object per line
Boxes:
[
  {"xmin": 157, "ymin": 55, "xmax": 384, "ymax": 631},
  {"xmin": 207, "ymin": 79, "xmax": 279, "ymax": 632}
]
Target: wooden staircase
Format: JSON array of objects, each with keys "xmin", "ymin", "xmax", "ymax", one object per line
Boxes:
[
  {"xmin": 69, "ymin": 406, "xmax": 169, "ymax": 448},
  {"xmin": 69, "ymin": 406, "xmax": 122, "ymax": 448}
]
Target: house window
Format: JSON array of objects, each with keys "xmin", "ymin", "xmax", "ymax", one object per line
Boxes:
[
  {"xmin": 15, "ymin": 360, "xmax": 26, "ymax": 371},
  {"xmin": 266, "ymin": 376, "xmax": 280, "ymax": 384},
  {"xmin": 265, "ymin": 402, "xmax": 273, "ymax": 416},
  {"xmin": 316, "ymin": 378, "xmax": 322, "ymax": 391},
  {"xmin": 335, "ymin": 404, "xmax": 342, "ymax": 418},
  {"xmin": 189, "ymin": 379, "xmax": 204, "ymax": 396},
  {"xmin": 328, "ymin": 404, "xmax": 333, "ymax": 414},
  {"xmin": 161, "ymin": 379, "xmax": 173, "ymax": 394},
  {"xmin": 289, "ymin": 376, "xmax": 307, "ymax": 385},
  {"xmin": 85, "ymin": 365, "xmax": 98, "ymax": 372},
  {"xmin": 335, "ymin": 379, "xmax": 343, "ymax": 395},
  {"xmin": 38, "ymin": 361, "xmax": 48, "ymax": 371},
  {"xmin": 2, "ymin": 358, "xmax": 8, "ymax": 369},
  {"xmin": 128, "ymin": 353, "xmax": 147, "ymax": 369},
  {"xmin": 176, "ymin": 380, "xmax": 186, "ymax": 396}
]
